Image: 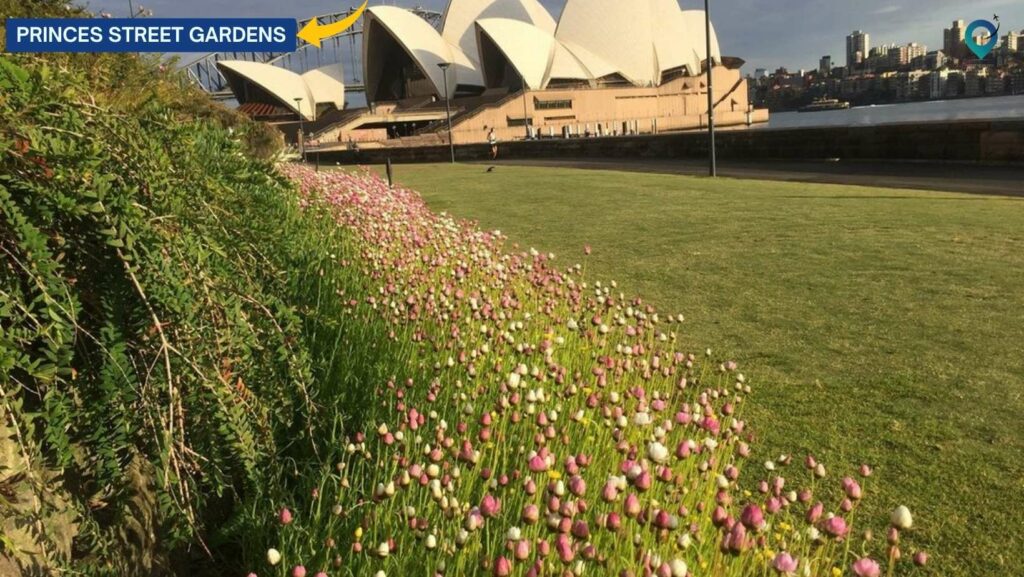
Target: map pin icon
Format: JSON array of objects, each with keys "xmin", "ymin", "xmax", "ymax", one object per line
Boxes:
[{"xmin": 965, "ymin": 19, "xmax": 999, "ymax": 59}]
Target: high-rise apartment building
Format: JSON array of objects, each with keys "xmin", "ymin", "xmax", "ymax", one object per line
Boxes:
[
  {"xmin": 944, "ymin": 20, "xmax": 966, "ymax": 60},
  {"xmin": 846, "ymin": 30, "xmax": 870, "ymax": 68}
]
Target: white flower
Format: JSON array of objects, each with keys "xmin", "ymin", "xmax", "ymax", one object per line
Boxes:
[
  {"xmin": 425, "ymin": 534, "xmax": 437, "ymax": 549},
  {"xmin": 377, "ymin": 541, "xmax": 390, "ymax": 557},
  {"xmin": 891, "ymin": 505, "xmax": 913, "ymax": 529},
  {"xmin": 647, "ymin": 441, "xmax": 669, "ymax": 464},
  {"xmin": 670, "ymin": 559, "xmax": 688, "ymax": 577},
  {"xmin": 266, "ymin": 548, "xmax": 282, "ymax": 566}
]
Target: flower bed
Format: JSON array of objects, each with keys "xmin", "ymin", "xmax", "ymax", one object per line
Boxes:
[{"xmin": 255, "ymin": 165, "xmax": 929, "ymax": 577}]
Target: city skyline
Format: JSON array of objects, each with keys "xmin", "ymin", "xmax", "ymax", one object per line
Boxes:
[{"xmin": 83, "ymin": 0, "xmax": 1024, "ymax": 73}]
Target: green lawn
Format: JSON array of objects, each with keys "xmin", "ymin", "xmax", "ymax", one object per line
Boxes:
[{"xmin": 374, "ymin": 163, "xmax": 1024, "ymax": 577}]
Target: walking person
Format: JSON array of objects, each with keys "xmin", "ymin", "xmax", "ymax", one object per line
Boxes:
[{"xmin": 488, "ymin": 128, "xmax": 499, "ymax": 160}]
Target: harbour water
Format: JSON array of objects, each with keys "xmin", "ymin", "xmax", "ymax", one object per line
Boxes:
[{"xmin": 759, "ymin": 94, "xmax": 1024, "ymax": 129}]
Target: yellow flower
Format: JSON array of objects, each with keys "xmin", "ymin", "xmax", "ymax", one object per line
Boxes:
[
  {"xmin": 743, "ymin": 490, "xmax": 752, "ymax": 498},
  {"xmin": 355, "ymin": 527, "xmax": 364, "ymax": 540},
  {"xmin": 548, "ymin": 470, "xmax": 562, "ymax": 480},
  {"xmin": 831, "ymin": 568, "xmax": 842, "ymax": 577}
]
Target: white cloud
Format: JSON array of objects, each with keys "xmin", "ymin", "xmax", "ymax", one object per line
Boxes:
[{"xmin": 872, "ymin": 5, "xmax": 902, "ymax": 15}]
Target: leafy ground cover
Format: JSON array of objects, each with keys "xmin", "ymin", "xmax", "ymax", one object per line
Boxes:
[{"xmin": 366, "ymin": 163, "xmax": 1024, "ymax": 577}]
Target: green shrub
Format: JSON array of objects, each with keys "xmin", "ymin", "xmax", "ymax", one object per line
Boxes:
[{"xmin": 0, "ymin": 52, "xmax": 340, "ymax": 574}]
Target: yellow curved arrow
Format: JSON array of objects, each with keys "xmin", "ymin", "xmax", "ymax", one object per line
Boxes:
[{"xmin": 298, "ymin": 1, "xmax": 368, "ymax": 48}]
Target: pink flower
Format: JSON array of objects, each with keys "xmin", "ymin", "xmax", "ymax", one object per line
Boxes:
[
  {"xmin": 528, "ymin": 455, "xmax": 548, "ymax": 472},
  {"xmin": 494, "ymin": 556, "xmax": 512, "ymax": 577},
  {"xmin": 843, "ymin": 477, "xmax": 863, "ymax": 500},
  {"xmin": 772, "ymin": 552, "xmax": 798, "ymax": 574},
  {"xmin": 913, "ymin": 551, "xmax": 928, "ymax": 567},
  {"xmin": 555, "ymin": 534, "xmax": 574, "ymax": 563},
  {"xmin": 624, "ymin": 493, "xmax": 642, "ymax": 517},
  {"xmin": 481, "ymin": 494, "xmax": 501, "ymax": 518},
  {"xmin": 522, "ymin": 504, "xmax": 540, "ymax": 524},
  {"xmin": 279, "ymin": 507, "xmax": 293, "ymax": 525},
  {"xmin": 601, "ymin": 481, "xmax": 619, "ymax": 503},
  {"xmin": 851, "ymin": 558, "xmax": 881, "ymax": 577},
  {"xmin": 571, "ymin": 520, "xmax": 590, "ymax": 539},
  {"xmin": 740, "ymin": 504, "xmax": 765, "ymax": 531},
  {"xmin": 823, "ymin": 516, "xmax": 848, "ymax": 538},
  {"xmin": 568, "ymin": 475, "xmax": 586, "ymax": 497},
  {"xmin": 291, "ymin": 566, "xmax": 306, "ymax": 577},
  {"xmin": 806, "ymin": 502, "xmax": 824, "ymax": 523},
  {"xmin": 633, "ymin": 471, "xmax": 652, "ymax": 491},
  {"xmin": 514, "ymin": 539, "xmax": 531, "ymax": 560},
  {"xmin": 711, "ymin": 505, "xmax": 729, "ymax": 527}
]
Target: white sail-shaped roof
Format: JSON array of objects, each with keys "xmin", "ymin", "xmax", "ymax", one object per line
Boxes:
[
  {"xmin": 358, "ymin": 0, "xmax": 725, "ymax": 101},
  {"xmin": 442, "ymin": 0, "xmax": 556, "ymax": 67},
  {"xmin": 651, "ymin": 0, "xmax": 696, "ymax": 75},
  {"xmin": 681, "ymin": 10, "xmax": 722, "ymax": 72},
  {"xmin": 556, "ymin": 0, "xmax": 721, "ymax": 86},
  {"xmin": 556, "ymin": 39, "xmax": 618, "ymax": 81},
  {"xmin": 556, "ymin": 0, "xmax": 658, "ymax": 86},
  {"xmin": 363, "ymin": 5, "xmax": 485, "ymax": 100},
  {"xmin": 301, "ymin": 64, "xmax": 346, "ymax": 111},
  {"xmin": 364, "ymin": 6, "xmax": 454, "ymax": 98},
  {"xmin": 475, "ymin": 18, "xmax": 557, "ymax": 90},
  {"xmin": 546, "ymin": 41, "xmax": 594, "ymax": 85},
  {"xmin": 217, "ymin": 61, "xmax": 317, "ymax": 119}
]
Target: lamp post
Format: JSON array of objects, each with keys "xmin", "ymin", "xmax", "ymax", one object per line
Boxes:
[
  {"xmin": 294, "ymin": 97, "xmax": 305, "ymax": 160},
  {"xmin": 520, "ymin": 70, "xmax": 530, "ymax": 140},
  {"xmin": 704, "ymin": 0, "xmax": 717, "ymax": 177},
  {"xmin": 438, "ymin": 62, "xmax": 456, "ymax": 164}
]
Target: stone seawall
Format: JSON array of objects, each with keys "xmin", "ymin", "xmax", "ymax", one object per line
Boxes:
[{"xmin": 312, "ymin": 119, "xmax": 1024, "ymax": 165}]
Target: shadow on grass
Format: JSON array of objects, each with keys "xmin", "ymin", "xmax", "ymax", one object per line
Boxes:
[{"xmin": 780, "ymin": 195, "xmax": 1018, "ymax": 201}]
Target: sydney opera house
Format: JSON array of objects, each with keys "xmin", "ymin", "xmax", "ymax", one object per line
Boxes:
[{"xmin": 217, "ymin": 0, "xmax": 767, "ymax": 148}]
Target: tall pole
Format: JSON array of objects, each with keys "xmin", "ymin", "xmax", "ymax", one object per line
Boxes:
[
  {"xmin": 521, "ymin": 71, "xmax": 530, "ymax": 140},
  {"xmin": 705, "ymin": 0, "xmax": 717, "ymax": 177},
  {"xmin": 128, "ymin": 0, "xmax": 135, "ymax": 17},
  {"xmin": 294, "ymin": 97, "xmax": 305, "ymax": 160},
  {"xmin": 438, "ymin": 63, "xmax": 455, "ymax": 164}
]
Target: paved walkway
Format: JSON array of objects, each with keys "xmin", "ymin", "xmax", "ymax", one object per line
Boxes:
[{"xmin": 479, "ymin": 158, "xmax": 1024, "ymax": 197}]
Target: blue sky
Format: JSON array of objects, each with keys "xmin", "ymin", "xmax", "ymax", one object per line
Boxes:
[{"xmin": 84, "ymin": 0, "xmax": 1024, "ymax": 72}]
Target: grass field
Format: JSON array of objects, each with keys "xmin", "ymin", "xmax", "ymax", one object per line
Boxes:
[{"xmin": 375, "ymin": 163, "xmax": 1024, "ymax": 577}]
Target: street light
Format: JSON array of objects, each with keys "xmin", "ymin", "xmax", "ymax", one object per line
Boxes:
[
  {"xmin": 437, "ymin": 62, "xmax": 456, "ymax": 164},
  {"xmin": 704, "ymin": 0, "xmax": 717, "ymax": 177},
  {"xmin": 294, "ymin": 97, "xmax": 305, "ymax": 159},
  {"xmin": 520, "ymin": 70, "xmax": 531, "ymax": 140}
]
